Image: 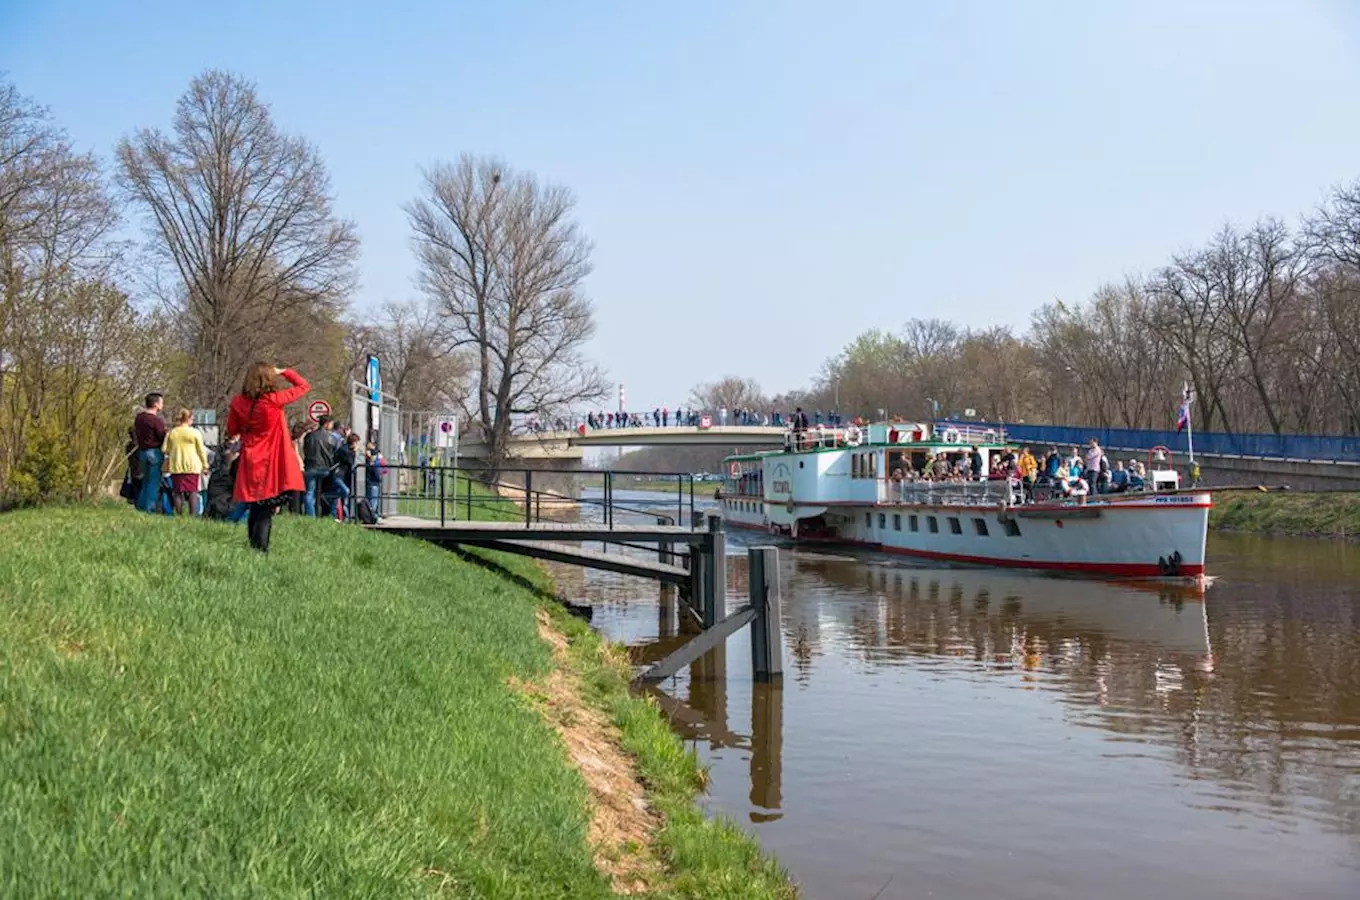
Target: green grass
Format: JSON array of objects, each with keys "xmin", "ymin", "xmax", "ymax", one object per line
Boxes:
[
  {"xmin": 0, "ymin": 505, "xmax": 792, "ymax": 898},
  {"xmin": 544, "ymin": 606, "xmax": 793, "ymax": 900},
  {"xmin": 1209, "ymin": 490, "xmax": 1360, "ymax": 537}
]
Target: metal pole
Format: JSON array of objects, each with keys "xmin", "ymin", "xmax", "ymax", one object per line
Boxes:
[
  {"xmin": 524, "ymin": 469, "xmax": 533, "ymax": 527},
  {"xmin": 677, "ymin": 473, "xmax": 683, "ymax": 525},
  {"xmin": 704, "ymin": 514, "xmax": 725, "ymax": 629},
  {"xmin": 657, "ymin": 516, "xmax": 671, "ymax": 565},
  {"xmin": 439, "ymin": 466, "xmax": 446, "ymax": 527},
  {"xmin": 466, "ymin": 474, "xmax": 472, "ymax": 520},
  {"xmin": 748, "ymin": 546, "xmax": 783, "ymax": 681}
]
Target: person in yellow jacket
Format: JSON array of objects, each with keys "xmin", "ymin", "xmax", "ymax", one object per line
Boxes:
[{"xmin": 164, "ymin": 408, "xmax": 210, "ymax": 516}]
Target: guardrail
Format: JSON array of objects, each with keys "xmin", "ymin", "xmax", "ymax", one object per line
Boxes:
[
  {"xmin": 939, "ymin": 420, "xmax": 1360, "ymax": 463},
  {"xmin": 357, "ymin": 464, "xmax": 698, "ymax": 531}
]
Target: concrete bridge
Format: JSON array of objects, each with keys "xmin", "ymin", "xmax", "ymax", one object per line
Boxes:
[
  {"xmin": 457, "ymin": 426, "xmax": 787, "ymax": 462},
  {"xmin": 454, "ymin": 422, "xmax": 1358, "ymax": 489}
]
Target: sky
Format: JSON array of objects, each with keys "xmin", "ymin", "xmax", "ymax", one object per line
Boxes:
[{"xmin": 4, "ymin": 0, "xmax": 1359, "ymax": 411}]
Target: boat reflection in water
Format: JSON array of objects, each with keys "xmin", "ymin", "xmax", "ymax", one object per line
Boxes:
[
  {"xmin": 578, "ymin": 507, "xmax": 1360, "ymax": 900},
  {"xmin": 612, "ymin": 553, "xmax": 1215, "ymax": 823}
]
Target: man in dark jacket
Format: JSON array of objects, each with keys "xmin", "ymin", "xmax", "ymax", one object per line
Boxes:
[
  {"xmin": 132, "ymin": 393, "xmax": 167, "ymax": 513},
  {"xmin": 302, "ymin": 417, "xmax": 340, "ymax": 517}
]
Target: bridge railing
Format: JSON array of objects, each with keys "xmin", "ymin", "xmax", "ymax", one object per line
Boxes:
[{"xmin": 938, "ymin": 420, "xmax": 1360, "ymax": 463}]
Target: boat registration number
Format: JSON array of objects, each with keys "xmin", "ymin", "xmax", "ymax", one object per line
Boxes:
[{"xmin": 772, "ymin": 480, "xmax": 791, "ymax": 494}]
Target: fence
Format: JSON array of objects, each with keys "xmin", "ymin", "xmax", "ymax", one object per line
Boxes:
[{"xmin": 939, "ymin": 420, "xmax": 1360, "ymax": 463}]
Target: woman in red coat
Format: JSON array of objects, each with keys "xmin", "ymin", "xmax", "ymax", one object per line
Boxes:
[{"xmin": 226, "ymin": 364, "xmax": 310, "ymax": 552}]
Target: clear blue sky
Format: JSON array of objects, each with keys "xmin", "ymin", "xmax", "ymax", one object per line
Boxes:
[{"xmin": 4, "ymin": 0, "xmax": 1358, "ymax": 411}]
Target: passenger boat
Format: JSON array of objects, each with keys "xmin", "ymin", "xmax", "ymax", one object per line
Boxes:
[{"xmin": 719, "ymin": 422, "xmax": 1210, "ymax": 581}]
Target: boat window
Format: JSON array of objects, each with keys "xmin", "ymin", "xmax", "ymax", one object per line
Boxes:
[
  {"xmin": 948, "ymin": 517, "xmax": 962, "ymax": 535},
  {"xmin": 909, "ymin": 515, "xmax": 919, "ymax": 532},
  {"xmin": 1001, "ymin": 518, "xmax": 1021, "ymax": 537},
  {"xmin": 851, "ymin": 454, "xmax": 860, "ymax": 479},
  {"xmin": 893, "ymin": 514, "xmax": 901, "ymax": 531},
  {"xmin": 973, "ymin": 518, "xmax": 989, "ymax": 536},
  {"xmin": 878, "ymin": 513, "xmax": 886, "ymax": 529},
  {"xmin": 864, "ymin": 512, "xmax": 872, "ymax": 527},
  {"xmin": 927, "ymin": 516, "xmax": 939, "ymax": 533}
]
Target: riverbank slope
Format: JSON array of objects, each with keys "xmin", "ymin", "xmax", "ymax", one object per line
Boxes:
[
  {"xmin": 1209, "ymin": 491, "xmax": 1360, "ymax": 538},
  {"xmin": 0, "ymin": 506, "xmax": 790, "ymax": 898}
]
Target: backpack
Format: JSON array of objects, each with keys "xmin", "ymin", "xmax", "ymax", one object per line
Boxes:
[{"xmin": 355, "ymin": 498, "xmax": 378, "ymax": 525}]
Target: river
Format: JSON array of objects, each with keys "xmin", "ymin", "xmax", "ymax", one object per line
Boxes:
[{"xmin": 563, "ymin": 490, "xmax": 1360, "ymax": 899}]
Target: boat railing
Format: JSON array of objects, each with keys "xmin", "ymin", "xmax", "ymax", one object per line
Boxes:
[
  {"xmin": 932, "ymin": 423, "xmax": 1008, "ymax": 446},
  {"xmin": 785, "ymin": 425, "xmax": 855, "ymax": 451},
  {"xmin": 879, "ymin": 477, "xmax": 1020, "ymax": 507}
]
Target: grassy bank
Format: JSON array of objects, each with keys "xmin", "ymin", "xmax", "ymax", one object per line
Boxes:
[
  {"xmin": 1209, "ymin": 491, "xmax": 1360, "ymax": 538},
  {"xmin": 0, "ymin": 506, "xmax": 791, "ymax": 898}
]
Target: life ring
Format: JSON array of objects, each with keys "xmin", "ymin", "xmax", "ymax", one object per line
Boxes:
[
  {"xmin": 845, "ymin": 425, "xmax": 863, "ymax": 447},
  {"xmin": 944, "ymin": 427, "xmax": 961, "ymax": 444}
]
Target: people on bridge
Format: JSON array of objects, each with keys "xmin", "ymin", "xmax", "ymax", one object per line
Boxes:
[{"xmin": 226, "ymin": 364, "xmax": 310, "ymax": 552}]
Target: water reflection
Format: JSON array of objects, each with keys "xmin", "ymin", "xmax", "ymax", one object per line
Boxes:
[{"xmin": 571, "ymin": 504, "xmax": 1360, "ymax": 899}]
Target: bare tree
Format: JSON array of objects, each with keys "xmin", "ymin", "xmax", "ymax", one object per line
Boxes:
[
  {"xmin": 406, "ymin": 155, "xmax": 606, "ymax": 465},
  {"xmin": 688, "ymin": 375, "xmax": 766, "ymax": 413},
  {"xmin": 117, "ymin": 70, "xmax": 358, "ymax": 411},
  {"xmin": 348, "ymin": 298, "xmax": 471, "ymax": 411},
  {"xmin": 0, "ymin": 78, "xmax": 166, "ymax": 502}
]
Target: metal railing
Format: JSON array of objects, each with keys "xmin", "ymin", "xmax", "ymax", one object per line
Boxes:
[{"xmin": 356, "ymin": 464, "xmax": 697, "ymax": 531}]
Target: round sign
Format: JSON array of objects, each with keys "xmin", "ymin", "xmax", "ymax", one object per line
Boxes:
[{"xmin": 307, "ymin": 399, "xmax": 331, "ymax": 423}]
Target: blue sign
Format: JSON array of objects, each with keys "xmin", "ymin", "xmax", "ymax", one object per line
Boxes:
[{"xmin": 366, "ymin": 355, "xmax": 381, "ymax": 403}]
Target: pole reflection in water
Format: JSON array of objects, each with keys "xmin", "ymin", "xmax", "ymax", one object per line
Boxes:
[{"xmin": 570, "ymin": 492, "xmax": 1360, "ymax": 900}]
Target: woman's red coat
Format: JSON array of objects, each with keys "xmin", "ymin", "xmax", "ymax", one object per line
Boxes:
[{"xmin": 226, "ymin": 369, "xmax": 310, "ymax": 503}]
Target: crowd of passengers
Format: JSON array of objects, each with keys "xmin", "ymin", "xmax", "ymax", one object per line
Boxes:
[{"xmin": 889, "ymin": 439, "xmax": 1149, "ymax": 500}]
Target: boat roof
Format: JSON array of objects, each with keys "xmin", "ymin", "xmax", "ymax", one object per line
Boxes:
[{"xmin": 724, "ymin": 421, "xmax": 1012, "ymax": 463}]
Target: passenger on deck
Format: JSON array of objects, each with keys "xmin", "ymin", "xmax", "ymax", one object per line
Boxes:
[{"xmin": 1110, "ymin": 461, "xmax": 1130, "ymax": 492}]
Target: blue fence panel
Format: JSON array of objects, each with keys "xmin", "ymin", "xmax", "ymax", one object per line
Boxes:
[{"xmin": 936, "ymin": 420, "xmax": 1360, "ymax": 463}]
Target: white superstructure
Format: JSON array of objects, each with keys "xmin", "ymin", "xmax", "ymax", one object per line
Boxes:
[{"xmin": 720, "ymin": 422, "xmax": 1210, "ymax": 580}]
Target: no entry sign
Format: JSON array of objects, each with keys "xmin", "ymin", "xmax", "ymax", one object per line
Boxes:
[{"xmin": 307, "ymin": 399, "xmax": 331, "ymax": 424}]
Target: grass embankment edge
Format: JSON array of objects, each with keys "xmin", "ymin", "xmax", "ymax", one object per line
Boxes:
[
  {"xmin": 1208, "ymin": 491, "xmax": 1360, "ymax": 539},
  {"xmin": 450, "ymin": 479, "xmax": 794, "ymax": 897}
]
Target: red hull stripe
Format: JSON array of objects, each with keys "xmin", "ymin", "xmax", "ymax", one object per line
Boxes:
[
  {"xmin": 725, "ymin": 499, "xmax": 1212, "ymax": 512},
  {"xmin": 721, "ymin": 518, "xmax": 1204, "ymax": 578}
]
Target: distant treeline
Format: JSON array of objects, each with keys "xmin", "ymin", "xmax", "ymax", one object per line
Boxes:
[{"xmin": 691, "ymin": 181, "xmax": 1360, "ymax": 439}]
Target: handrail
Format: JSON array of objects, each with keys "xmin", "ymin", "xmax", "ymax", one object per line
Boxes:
[{"xmin": 368, "ymin": 464, "xmax": 697, "ymax": 530}]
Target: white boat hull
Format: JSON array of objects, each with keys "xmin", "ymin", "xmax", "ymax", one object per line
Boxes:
[{"xmin": 722, "ymin": 494, "xmax": 1209, "ymax": 579}]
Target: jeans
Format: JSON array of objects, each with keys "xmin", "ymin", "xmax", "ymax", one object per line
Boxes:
[
  {"xmin": 365, "ymin": 480, "xmax": 381, "ymax": 516},
  {"xmin": 303, "ymin": 469, "xmax": 327, "ymax": 517},
  {"xmin": 135, "ymin": 449, "xmax": 163, "ymax": 513},
  {"xmin": 326, "ymin": 475, "xmax": 351, "ymax": 520}
]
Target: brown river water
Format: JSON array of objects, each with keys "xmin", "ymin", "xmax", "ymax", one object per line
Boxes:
[{"xmin": 561, "ymin": 493, "xmax": 1360, "ymax": 900}]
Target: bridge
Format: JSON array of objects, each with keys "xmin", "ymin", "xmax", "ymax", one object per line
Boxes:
[
  {"xmin": 457, "ymin": 426, "xmax": 787, "ymax": 462},
  {"xmin": 452, "ymin": 420, "xmax": 1359, "ymax": 489}
]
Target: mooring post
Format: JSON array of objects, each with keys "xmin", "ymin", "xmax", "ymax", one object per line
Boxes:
[
  {"xmin": 704, "ymin": 514, "xmax": 726, "ymax": 629},
  {"xmin": 657, "ymin": 516, "xmax": 672, "ymax": 565},
  {"xmin": 748, "ymin": 546, "xmax": 783, "ymax": 681},
  {"xmin": 687, "ymin": 547, "xmax": 707, "ymax": 627}
]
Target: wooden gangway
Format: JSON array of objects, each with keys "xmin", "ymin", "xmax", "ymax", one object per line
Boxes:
[{"xmin": 368, "ymin": 515, "xmax": 701, "ymax": 586}]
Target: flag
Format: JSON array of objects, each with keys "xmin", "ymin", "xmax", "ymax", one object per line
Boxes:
[{"xmin": 1175, "ymin": 383, "xmax": 1192, "ymax": 433}]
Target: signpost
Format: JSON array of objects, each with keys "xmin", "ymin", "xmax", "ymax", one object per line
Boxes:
[
  {"xmin": 699, "ymin": 415, "xmax": 712, "ymax": 430},
  {"xmin": 307, "ymin": 399, "xmax": 331, "ymax": 424}
]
